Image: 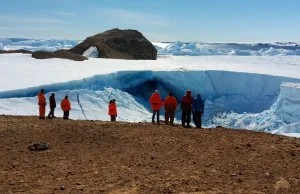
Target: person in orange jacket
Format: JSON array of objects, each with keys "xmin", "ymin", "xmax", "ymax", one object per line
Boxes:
[
  {"xmin": 108, "ymin": 99, "xmax": 117, "ymax": 121},
  {"xmin": 61, "ymin": 96, "xmax": 71, "ymax": 120},
  {"xmin": 38, "ymin": 89, "xmax": 46, "ymax": 119},
  {"xmin": 164, "ymin": 92, "xmax": 177, "ymax": 125},
  {"xmin": 149, "ymin": 90, "xmax": 163, "ymax": 124}
]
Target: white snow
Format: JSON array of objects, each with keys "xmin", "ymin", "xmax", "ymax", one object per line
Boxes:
[
  {"xmin": 1, "ymin": 53, "xmax": 300, "ymax": 137},
  {"xmin": 152, "ymin": 42, "xmax": 172, "ymax": 48},
  {"xmin": 82, "ymin": 46, "xmax": 99, "ymax": 58},
  {"xmin": 1, "ymin": 54, "xmax": 300, "ymax": 92}
]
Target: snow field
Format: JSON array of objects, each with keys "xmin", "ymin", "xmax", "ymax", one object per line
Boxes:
[{"xmin": 1, "ymin": 54, "xmax": 300, "ymax": 92}]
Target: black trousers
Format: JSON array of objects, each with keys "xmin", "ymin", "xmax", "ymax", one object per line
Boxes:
[
  {"xmin": 193, "ymin": 111, "xmax": 202, "ymax": 128},
  {"xmin": 182, "ymin": 110, "xmax": 192, "ymax": 126},
  {"xmin": 152, "ymin": 110, "xmax": 160, "ymax": 123},
  {"xmin": 111, "ymin": 115, "xmax": 116, "ymax": 121},
  {"xmin": 48, "ymin": 108, "xmax": 55, "ymax": 118},
  {"xmin": 63, "ymin": 111, "xmax": 69, "ymax": 119}
]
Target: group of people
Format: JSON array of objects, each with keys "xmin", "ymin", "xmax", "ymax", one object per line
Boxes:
[
  {"xmin": 38, "ymin": 89, "xmax": 71, "ymax": 120},
  {"xmin": 37, "ymin": 89, "xmax": 205, "ymax": 128},
  {"xmin": 149, "ymin": 90, "xmax": 204, "ymax": 128}
]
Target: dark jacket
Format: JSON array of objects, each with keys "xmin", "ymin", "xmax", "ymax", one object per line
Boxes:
[
  {"xmin": 49, "ymin": 95, "xmax": 56, "ymax": 108},
  {"xmin": 193, "ymin": 96, "xmax": 204, "ymax": 113},
  {"xmin": 181, "ymin": 90, "xmax": 194, "ymax": 112}
]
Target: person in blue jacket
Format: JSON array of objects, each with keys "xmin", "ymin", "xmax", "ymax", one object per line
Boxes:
[{"xmin": 192, "ymin": 93, "xmax": 205, "ymax": 128}]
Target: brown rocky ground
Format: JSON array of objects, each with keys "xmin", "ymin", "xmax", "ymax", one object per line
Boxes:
[
  {"xmin": 31, "ymin": 50, "xmax": 88, "ymax": 61},
  {"xmin": 0, "ymin": 50, "xmax": 32, "ymax": 54},
  {"xmin": 0, "ymin": 116, "xmax": 300, "ymax": 194}
]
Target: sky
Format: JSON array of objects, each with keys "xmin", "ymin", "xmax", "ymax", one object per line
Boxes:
[{"xmin": 0, "ymin": 0, "xmax": 300, "ymax": 42}]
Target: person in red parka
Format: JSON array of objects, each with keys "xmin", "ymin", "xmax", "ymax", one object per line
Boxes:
[
  {"xmin": 38, "ymin": 89, "xmax": 46, "ymax": 119},
  {"xmin": 180, "ymin": 90, "xmax": 194, "ymax": 127},
  {"xmin": 149, "ymin": 90, "xmax": 163, "ymax": 124},
  {"xmin": 108, "ymin": 99, "xmax": 117, "ymax": 121},
  {"xmin": 61, "ymin": 96, "xmax": 71, "ymax": 120},
  {"xmin": 164, "ymin": 92, "xmax": 177, "ymax": 125}
]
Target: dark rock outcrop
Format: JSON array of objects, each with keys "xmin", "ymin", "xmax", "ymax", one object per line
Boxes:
[
  {"xmin": 32, "ymin": 50, "xmax": 87, "ymax": 61},
  {"xmin": 0, "ymin": 49, "xmax": 33, "ymax": 54},
  {"xmin": 70, "ymin": 29, "xmax": 157, "ymax": 60}
]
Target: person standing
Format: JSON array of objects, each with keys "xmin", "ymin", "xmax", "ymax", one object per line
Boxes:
[
  {"xmin": 149, "ymin": 90, "xmax": 163, "ymax": 124},
  {"xmin": 47, "ymin": 93, "xmax": 56, "ymax": 119},
  {"xmin": 193, "ymin": 93, "xmax": 205, "ymax": 128},
  {"xmin": 180, "ymin": 90, "xmax": 194, "ymax": 127},
  {"xmin": 38, "ymin": 89, "xmax": 46, "ymax": 119},
  {"xmin": 164, "ymin": 92, "xmax": 177, "ymax": 125},
  {"xmin": 61, "ymin": 96, "xmax": 71, "ymax": 120},
  {"xmin": 108, "ymin": 99, "xmax": 117, "ymax": 121}
]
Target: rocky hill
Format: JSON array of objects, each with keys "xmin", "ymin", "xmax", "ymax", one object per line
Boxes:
[
  {"xmin": 1, "ymin": 116, "xmax": 300, "ymax": 193},
  {"xmin": 30, "ymin": 29, "xmax": 157, "ymax": 61},
  {"xmin": 70, "ymin": 28, "xmax": 157, "ymax": 60}
]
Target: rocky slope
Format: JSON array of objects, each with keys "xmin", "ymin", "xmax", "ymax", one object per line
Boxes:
[
  {"xmin": 32, "ymin": 50, "xmax": 87, "ymax": 61},
  {"xmin": 29, "ymin": 29, "xmax": 157, "ymax": 61},
  {"xmin": 0, "ymin": 116, "xmax": 300, "ymax": 193},
  {"xmin": 70, "ymin": 28, "xmax": 157, "ymax": 60},
  {"xmin": 0, "ymin": 49, "xmax": 32, "ymax": 54}
]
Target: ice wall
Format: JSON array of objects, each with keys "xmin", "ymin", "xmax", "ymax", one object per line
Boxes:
[
  {"xmin": 209, "ymin": 82, "xmax": 300, "ymax": 134},
  {"xmin": 1, "ymin": 72, "xmax": 300, "ymax": 136},
  {"xmin": 1, "ymin": 70, "xmax": 300, "ymax": 114},
  {"xmin": 275, "ymin": 82, "xmax": 300, "ymax": 123},
  {"xmin": 0, "ymin": 88, "xmax": 151, "ymax": 121}
]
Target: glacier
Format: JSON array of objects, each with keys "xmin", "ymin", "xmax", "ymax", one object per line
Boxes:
[
  {"xmin": 1, "ymin": 52, "xmax": 300, "ymax": 137},
  {"xmin": 1, "ymin": 73, "xmax": 300, "ymax": 138}
]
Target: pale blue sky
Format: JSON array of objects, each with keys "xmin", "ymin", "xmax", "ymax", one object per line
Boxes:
[{"xmin": 0, "ymin": 0, "xmax": 299, "ymax": 42}]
